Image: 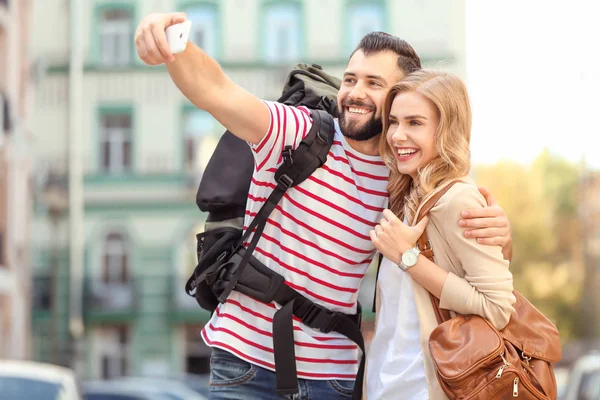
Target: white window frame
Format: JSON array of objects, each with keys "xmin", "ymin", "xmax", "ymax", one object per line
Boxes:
[
  {"xmin": 100, "ymin": 113, "xmax": 132, "ymax": 175},
  {"xmin": 185, "ymin": 5, "xmax": 218, "ymax": 58},
  {"xmin": 183, "ymin": 109, "xmax": 221, "ymax": 175},
  {"xmin": 263, "ymin": 4, "xmax": 301, "ymax": 63},
  {"xmin": 98, "ymin": 326, "xmax": 130, "ymax": 379},
  {"xmin": 102, "ymin": 232, "xmax": 128, "ymax": 285},
  {"xmin": 348, "ymin": 3, "xmax": 384, "ymax": 51},
  {"xmin": 99, "ymin": 9, "xmax": 132, "ymax": 66}
]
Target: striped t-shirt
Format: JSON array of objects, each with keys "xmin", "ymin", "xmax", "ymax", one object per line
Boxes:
[{"xmin": 201, "ymin": 101, "xmax": 389, "ymax": 380}]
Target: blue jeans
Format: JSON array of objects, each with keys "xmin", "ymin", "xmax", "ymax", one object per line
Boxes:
[{"xmin": 208, "ymin": 348, "xmax": 355, "ymax": 400}]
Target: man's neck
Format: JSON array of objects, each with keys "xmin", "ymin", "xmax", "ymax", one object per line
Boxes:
[{"xmin": 345, "ymin": 135, "xmax": 381, "ymax": 156}]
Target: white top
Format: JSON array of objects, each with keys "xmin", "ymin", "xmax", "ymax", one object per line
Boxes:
[
  {"xmin": 202, "ymin": 101, "xmax": 390, "ymax": 380},
  {"xmin": 366, "ymin": 256, "xmax": 429, "ymax": 399}
]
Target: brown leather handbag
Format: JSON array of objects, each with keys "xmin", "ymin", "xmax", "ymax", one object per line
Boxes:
[{"xmin": 415, "ymin": 181, "xmax": 562, "ymax": 399}]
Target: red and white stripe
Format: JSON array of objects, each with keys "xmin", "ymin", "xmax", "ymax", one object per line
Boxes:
[{"xmin": 202, "ymin": 101, "xmax": 389, "ymax": 380}]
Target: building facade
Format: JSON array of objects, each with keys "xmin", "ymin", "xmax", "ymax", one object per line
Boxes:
[
  {"xmin": 0, "ymin": 0, "xmax": 34, "ymax": 360},
  {"xmin": 29, "ymin": 0, "xmax": 465, "ymax": 378}
]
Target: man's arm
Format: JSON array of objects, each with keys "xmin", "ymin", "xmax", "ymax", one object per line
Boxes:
[{"xmin": 135, "ymin": 13, "xmax": 270, "ymax": 145}]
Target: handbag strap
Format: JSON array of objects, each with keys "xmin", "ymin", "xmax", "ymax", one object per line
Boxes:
[{"xmin": 414, "ymin": 180, "xmax": 463, "ymax": 325}]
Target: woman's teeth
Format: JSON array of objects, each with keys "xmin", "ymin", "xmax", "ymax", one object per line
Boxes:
[{"xmin": 398, "ymin": 149, "xmax": 417, "ymax": 155}]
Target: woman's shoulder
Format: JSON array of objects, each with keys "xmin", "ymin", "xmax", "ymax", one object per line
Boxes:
[{"xmin": 430, "ymin": 179, "xmax": 486, "ymax": 220}]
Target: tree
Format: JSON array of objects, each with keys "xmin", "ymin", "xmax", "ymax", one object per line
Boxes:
[{"xmin": 473, "ymin": 149, "xmax": 584, "ymax": 340}]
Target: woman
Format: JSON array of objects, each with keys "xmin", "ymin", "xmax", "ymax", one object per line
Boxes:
[{"xmin": 365, "ymin": 70, "xmax": 516, "ymax": 400}]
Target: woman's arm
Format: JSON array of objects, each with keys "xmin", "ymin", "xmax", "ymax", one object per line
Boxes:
[
  {"xmin": 370, "ymin": 185, "xmax": 516, "ymax": 330},
  {"xmin": 437, "ymin": 186, "xmax": 516, "ymax": 329}
]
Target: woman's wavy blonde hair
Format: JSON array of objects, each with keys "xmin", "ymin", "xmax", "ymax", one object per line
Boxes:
[{"xmin": 380, "ymin": 70, "xmax": 472, "ymax": 221}]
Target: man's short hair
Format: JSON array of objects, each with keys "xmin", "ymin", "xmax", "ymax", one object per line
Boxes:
[{"xmin": 351, "ymin": 32, "xmax": 422, "ymax": 75}]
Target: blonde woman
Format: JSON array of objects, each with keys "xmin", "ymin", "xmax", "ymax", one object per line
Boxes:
[{"xmin": 366, "ymin": 70, "xmax": 516, "ymax": 400}]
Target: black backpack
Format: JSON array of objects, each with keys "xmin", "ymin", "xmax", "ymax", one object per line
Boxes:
[{"xmin": 184, "ymin": 64, "xmax": 366, "ymax": 400}]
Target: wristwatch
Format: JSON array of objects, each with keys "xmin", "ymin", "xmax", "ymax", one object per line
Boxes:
[{"xmin": 398, "ymin": 246, "xmax": 421, "ymax": 271}]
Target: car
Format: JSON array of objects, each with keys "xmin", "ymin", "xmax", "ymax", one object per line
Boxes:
[
  {"xmin": 563, "ymin": 352, "xmax": 600, "ymax": 400},
  {"xmin": 111, "ymin": 377, "xmax": 208, "ymax": 400},
  {"xmin": 145, "ymin": 373, "xmax": 209, "ymax": 397},
  {"xmin": 0, "ymin": 360, "xmax": 82, "ymax": 400},
  {"xmin": 83, "ymin": 380, "xmax": 173, "ymax": 400}
]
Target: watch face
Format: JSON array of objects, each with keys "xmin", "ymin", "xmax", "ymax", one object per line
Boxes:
[{"xmin": 402, "ymin": 250, "xmax": 418, "ymax": 267}]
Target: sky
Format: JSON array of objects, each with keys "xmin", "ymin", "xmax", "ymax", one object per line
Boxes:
[{"xmin": 465, "ymin": 1, "xmax": 600, "ymax": 169}]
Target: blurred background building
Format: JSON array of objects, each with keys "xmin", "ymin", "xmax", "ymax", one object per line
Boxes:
[
  {"xmin": 0, "ymin": 0, "xmax": 594, "ymax": 398},
  {"xmin": 27, "ymin": 0, "xmax": 465, "ymax": 379},
  {"xmin": 0, "ymin": 0, "xmax": 34, "ymax": 360}
]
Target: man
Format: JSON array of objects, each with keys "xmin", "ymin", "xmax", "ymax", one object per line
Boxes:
[{"xmin": 135, "ymin": 13, "xmax": 512, "ymax": 400}]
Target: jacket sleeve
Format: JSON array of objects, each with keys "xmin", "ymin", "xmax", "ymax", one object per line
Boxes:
[{"xmin": 437, "ymin": 184, "xmax": 516, "ymax": 330}]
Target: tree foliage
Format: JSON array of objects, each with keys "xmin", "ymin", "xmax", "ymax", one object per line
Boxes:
[{"xmin": 473, "ymin": 149, "xmax": 585, "ymax": 341}]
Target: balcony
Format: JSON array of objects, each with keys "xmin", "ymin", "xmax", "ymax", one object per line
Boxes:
[
  {"xmin": 38, "ymin": 62, "xmax": 348, "ymax": 111},
  {"xmin": 84, "ymin": 278, "xmax": 139, "ymax": 323},
  {"xmin": 169, "ymin": 275, "xmax": 211, "ymax": 324}
]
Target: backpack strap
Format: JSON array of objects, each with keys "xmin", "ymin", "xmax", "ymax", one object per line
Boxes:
[
  {"xmin": 214, "ymin": 110, "xmax": 335, "ymax": 303},
  {"xmin": 414, "ymin": 180, "xmax": 463, "ymax": 324}
]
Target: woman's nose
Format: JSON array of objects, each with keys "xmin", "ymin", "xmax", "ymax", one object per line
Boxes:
[{"xmin": 392, "ymin": 127, "xmax": 408, "ymax": 142}]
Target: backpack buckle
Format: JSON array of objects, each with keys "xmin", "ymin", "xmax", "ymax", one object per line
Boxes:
[
  {"xmin": 316, "ymin": 130, "xmax": 328, "ymax": 145},
  {"xmin": 282, "ymin": 145, "xmax": 293, "ymax": 166},
  {"xmin": 277, "ymin": 174, "xmax": 294, "ymax": 189},
  {"xmin": 301, "ymin": 303, "xmax": 341, "ymax": 333}
]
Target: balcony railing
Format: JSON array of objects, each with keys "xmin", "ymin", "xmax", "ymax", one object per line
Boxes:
[
  {"xmin": 84, "ymin": 278, "xmax": 139, "ymax": 321},
  {"xmin": 32, "ymin": 275, "xmax": 139, "ymax": 321}
]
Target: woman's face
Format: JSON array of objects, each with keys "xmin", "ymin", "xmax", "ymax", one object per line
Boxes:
[{"xmin": 386, "ymin": 91, "xmax": 440, "ymax": 179}]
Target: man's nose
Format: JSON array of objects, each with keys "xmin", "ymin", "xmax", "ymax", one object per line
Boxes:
[{"xmin": 348, "ymin": 82, "xmax": 367, "ymax": 101}]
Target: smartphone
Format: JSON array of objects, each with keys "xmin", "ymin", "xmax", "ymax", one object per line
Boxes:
[{"xmin": 166, "ymin": 20, "xmax": 192, "ymax": 55}]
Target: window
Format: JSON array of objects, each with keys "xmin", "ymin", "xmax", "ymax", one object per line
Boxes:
[
  {"xmin": 182, "ymin": 108, "xmax": 222, "ymax": 176},
  {"xmin": 184, "ymin": 4, "xmax": 219, "ymax": 58},
  {"xmin": 98, "ymin": 326, "xmax": 130, "ymax": 380},
  {"xmin": 263, "ymin": 3, "xmax": 302, "ymax": 63},
  {"xmin": 102, "ymin": 232, "xmax": 129, "ymax": 284},
  {"xmin": 99, "ymin": 8, "xmax": 133, "ymax": 66},
  {"xmin": 100, "ymin": 112, "xmax": 132, "ymax": 174},
  {"xmin": 347, "ymin": 2, "xmax": 384, "ymax": 52},
  {"xmin": 92, "ymin": 232, "xmax": 133, "ymax": 311}
]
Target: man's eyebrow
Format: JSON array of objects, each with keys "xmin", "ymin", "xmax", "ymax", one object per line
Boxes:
[
  {"xmin": 366, "ymin": 74, "xmax": 387, "ymax": 84},
  {"xmin": 343, "ymin": 72, "xmax": 388, "ymax": 85}
]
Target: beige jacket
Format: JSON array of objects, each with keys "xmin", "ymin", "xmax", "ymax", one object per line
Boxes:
[{"xmin": 370, "ymin": 178, "xmax": 516, "ymax": 400}]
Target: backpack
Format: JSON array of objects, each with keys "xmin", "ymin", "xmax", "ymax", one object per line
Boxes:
[
  {"xmin": 185, "ymin": 64, "xmax": 366, "ymax": 400},
  {"xmin": 187, "ymin": 63, "xmax": 340, "ymax": 311}
]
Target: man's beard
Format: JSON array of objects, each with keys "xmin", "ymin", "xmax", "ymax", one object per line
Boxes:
[{"xmin": 338, "ymin": 102, "xmax": 383, "ymax": 142}]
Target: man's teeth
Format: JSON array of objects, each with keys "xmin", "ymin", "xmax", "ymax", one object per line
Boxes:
[
  {"xmin": 348, "ymin": 107, "xmax": 370, "ymax": 115},
  {"xmin": 398, "ymin": 149, "xmax": 417, "ymax": 155}
]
